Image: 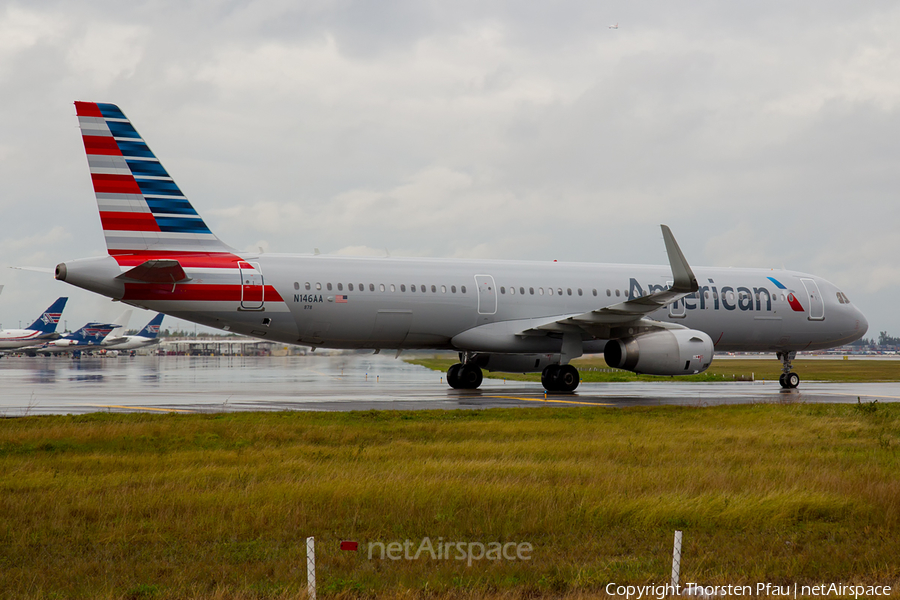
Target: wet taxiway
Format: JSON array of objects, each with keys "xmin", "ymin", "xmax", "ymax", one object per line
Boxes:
[{"xmin": 1, "ymin": 354, "xmax": 898, "ymax": 415}]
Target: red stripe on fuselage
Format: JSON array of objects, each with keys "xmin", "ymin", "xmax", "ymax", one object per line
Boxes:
[
  {"xmin": 75, "ymin": 101, "xmax": 103, "ymax": 117},
  {"xmin": 99, "ymin": 211, "xmax": 161, "ymax": 232},
  {"xmin": 121, "ymin": 284, "xmax": 284, "ymax": 303},
  {"xmin": 110, "ymin": 252, "xmax": 244, "ymax": 268},
  {"xmin": 92, "ymin": 174, "xmax": 141, "ymax": 194},
  {"xmin": 82, "ymin": 135, "xmax": 122, "ymax": 156}
]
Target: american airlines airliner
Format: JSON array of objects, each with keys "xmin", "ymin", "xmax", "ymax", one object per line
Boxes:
[{"xmin": 54, "ymin": 102, "xmax": 867, "ymax": 392}]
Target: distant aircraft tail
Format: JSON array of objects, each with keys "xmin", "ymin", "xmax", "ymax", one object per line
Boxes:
[
  {"xmin": 108, "ymin": 308, "xmax": 134, "ymax": 340},
  {"xmin": 74, "ymin": 102, "xmax": 235, "ymax": 257},
  {"xmin": 139, "ymin": 313, "xmax": 165, "ymax": 339},
  {"xmin": 25, "ymin": 297, "xmax": 68, "ymax": 333},
  {"xmin": 68, "ymin": 322, "xmax": 118, "ymax": 344}
]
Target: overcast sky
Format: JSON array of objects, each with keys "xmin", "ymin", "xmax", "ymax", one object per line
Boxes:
[{"xmin": 1, "ymin": 0, "xmax": 898, "ymax": 340}]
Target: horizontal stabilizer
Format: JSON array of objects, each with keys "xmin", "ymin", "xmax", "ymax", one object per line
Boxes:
[
  {"xmin": 9, "ymin": 266, "xmax": 55, "ymax": 274},
  {"xmin": 115, "ymin": 260, "xmax": 191, "ymax": 284}
]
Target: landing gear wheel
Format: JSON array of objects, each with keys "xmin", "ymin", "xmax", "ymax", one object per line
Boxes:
[
  {"xmin": 777, "ymin": 351, "xmax": 799, "ymax": 390},
  {"xmin": 785, "ymin": 372, "xmax": 800, "ymax": 389},
  {"xmin": 541, "ymin": 364, "xmax": 561, "ymax": 391},
  {"xmin": 458, "ymin": 364, "xmax": 483, "ymax": 389},
  {"xmin": 556, "ymin": 364, "xmax": 580, "ymax": 393},
  {"xmin": 447, "ymin": 363, "xmax": 463, "ymax": 389}
]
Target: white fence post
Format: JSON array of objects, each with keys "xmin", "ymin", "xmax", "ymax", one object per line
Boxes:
[
  {"xmin": 306, "ymin": 536, "xmax": 316, "ymax": 600},
  {"xmin": 671, "ymin": 530, "xmax": 683, "ymax": 594}
]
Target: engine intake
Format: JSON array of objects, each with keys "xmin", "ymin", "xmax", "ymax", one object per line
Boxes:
[{"xmin": 604, "ymin": 329, "xmax": 714, "ymax": 376}]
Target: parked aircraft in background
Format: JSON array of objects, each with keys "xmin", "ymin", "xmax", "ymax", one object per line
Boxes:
[
  {"xmin": 29, "ymin": 322, "xmax": 118, "ymax": 355},
  {"xmin": 609, "ymin": 22, "xmax": 619, "ymax": 29},
  {"xmin": 103, "ymin": 312, "xmax": 165, "ymax": 350},
  {"xmin": 0, "ymin": 297, "xmax": 68, "ymax": 352},
  {"xmin": 54, "ymin": 102, "xmax": 868, "ymax": 391},
  {"xmin": 103, "ymin": 308, "xmax": 133, "ymax": 346}
]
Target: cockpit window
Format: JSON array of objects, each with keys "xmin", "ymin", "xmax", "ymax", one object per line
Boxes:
[{"xmin": 836, "ymin": 291, "xmax": 851, "ymax": 304}]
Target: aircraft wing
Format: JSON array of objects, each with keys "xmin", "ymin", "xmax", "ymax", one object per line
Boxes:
[{"xmin": 519, "ymin": 225, "xmax": 699, "ymax": 338}]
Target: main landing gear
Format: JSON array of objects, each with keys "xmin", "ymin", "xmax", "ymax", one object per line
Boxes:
[
  {"xmin": 541, "ymin": 364, "xmax": 580, "ymax": 393},
  {"xmin": 446, "ymin": 362, "xmax": 483, "ymax": 390},
  {"xmin": 777, "ymin": 351, "xmax": 800, "ymax": 389},
  {"xmin": 445, "ymin": 360, "xmax": 581, "ymax": 392}
]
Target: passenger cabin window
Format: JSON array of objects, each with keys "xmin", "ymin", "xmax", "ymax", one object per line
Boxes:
[
  {"xmin": 327, "ymin": 283, "xmax": 333, "ymax": 291},
  {"xmin": 400, "ymin": 284, "xmax": 406, "ymax": 292},
  {"xmin": 305, "ymin": 282, "xmax": 311, "ymax": 290},
  {"xmin": 529, "ymin": 287, "xmax": 534, "ymax": 295},
  {"xmin": 520, "ymin": 287, "xmax": 525, "ymax": 295},
  {"xmin": 359, "ymin": 283, "xmax": 364, "ymax": 291},
  {"xmin": 461, "ymin": 286, "xmax": 467, "ymax": 293},
  {"xmin": 592, "ymin": 289, "xmax": 597, "ymax": 296},
  {"xmin": 606, "ymin": 289, "xmax": 611, "ymax": 297},
  {"xmin": 411, "ymin": 284, "xmax": 416, "ymax": 293},
  {"xmin": 500, "ymin": 287, "xmax": 506, "ymax": 294},
  {"xmin": 578, "ymin": 289, "xmax": 583, "ymax": 296},
  {"xmin": 441, "ymin": 285, "xmax": 446, "ymax": 293},
  {"xmin": 294, "ymin": 282, "xmax": 300, "ymax": 290},
  {"xmin": 337, "ymin": 283, "xmax": 343, "ymax": 291},
  {"xmin": 316, "ymin": 282, "xmax": 322, "ymax": 290},
  {"xmin": 380, "ymin": 284, "xmax": 385, "ymax": 292},
  {"xmin": 615, "ymin": 290, "xmax": 620, "ymax": 297},
  {"xmin": 390, "ymin": 284, "xmax": 396, "ymax": 292},
  {"xmin": 567, "ymin": 288, "xmax": 572, "ymax": 296},
  {"xmin": 431, "ymin": 285, "xmax": 436, "ymax": 293},
  {"xmin": 451, "ymin": 286, "xmax": 456, "ymax": 293},
  {"xmin": 510, "ymin": 287, "xmax": 516, "ymax": 295},
  {"xmin": 421, "ymin": 285, "xmax": 426, "ymax": 293},
  {"xmin": 348, "ymin": 283, "xmax": 354, "ymax": 291}
]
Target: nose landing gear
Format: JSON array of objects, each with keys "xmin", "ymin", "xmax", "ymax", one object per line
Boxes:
[{"xmin": 777, "ymin": 351, "xmax": 800, "ymax": 389}]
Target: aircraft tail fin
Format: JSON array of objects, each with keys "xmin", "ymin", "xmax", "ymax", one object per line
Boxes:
[
  {"xmin": 68, "ymin": 322, "xmax": 117, "ymax": 344},
  {"xmin": 74, "ymin": 102, "xmax": 235, "ymax": 257},
  {"xmin": 139, "ymin": 313, "xmax": 165, "ymax": 339},
  {"xmin": 108, "ymin": 308, "xmax": 134, "ymax": 340},
  {"xmin": 26, "ymin": 297, "xmax": 68, "ymax": 333}
]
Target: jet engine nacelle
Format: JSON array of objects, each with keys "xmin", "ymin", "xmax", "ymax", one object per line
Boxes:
[{"xmin": 604, "ymin": 329, "xmax": 714, "ymax": 376}]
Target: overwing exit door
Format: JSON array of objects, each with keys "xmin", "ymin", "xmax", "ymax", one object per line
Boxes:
[{"xmin": 475, "ymin": 275, "xmax": 497, "ymax": 315}]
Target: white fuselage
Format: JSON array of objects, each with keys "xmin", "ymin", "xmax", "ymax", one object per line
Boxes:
[
  {"xmin": 58, "ymin": 253, "xmax": 868, "ymax": 356},
  {"xmin": 102, "ymin": 336, "xmax": 160, "ymax": 350},
  {"xmin": 0, "ymin": 330, "xmax": 56, "ymax": 350}
]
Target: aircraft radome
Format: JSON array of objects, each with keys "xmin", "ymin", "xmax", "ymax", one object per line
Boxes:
[{"xmin": 54, "ymin": 102, "xmax": 868, "ymax": 392}]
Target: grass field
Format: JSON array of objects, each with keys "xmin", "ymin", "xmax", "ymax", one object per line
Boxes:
[
  {"xmin": 405, "ymin": 357, "xmax": 900, "ymax": 383},
  {"xmin": 1, "ymin": 404, "xmax": 899, "ymax": 599}
]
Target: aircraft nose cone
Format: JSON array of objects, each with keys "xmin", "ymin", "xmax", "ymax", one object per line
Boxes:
[{"xmin": 855, "ymin": 307, "xmax": 869, "ymax": 338}]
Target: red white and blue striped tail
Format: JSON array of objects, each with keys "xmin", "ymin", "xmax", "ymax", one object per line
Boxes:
[{"xmin": 75, "ymin": 102, "xmax": 235, "ymax": 257}]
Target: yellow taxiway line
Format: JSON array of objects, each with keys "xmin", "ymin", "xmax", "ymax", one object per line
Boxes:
[
  {"xmin": 484, "ymin": 395, "xmax": 612, "ymax": 407},
  {"xmin": 87, "ymin": 404, "xmax": 194, "ymax": 413}
]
